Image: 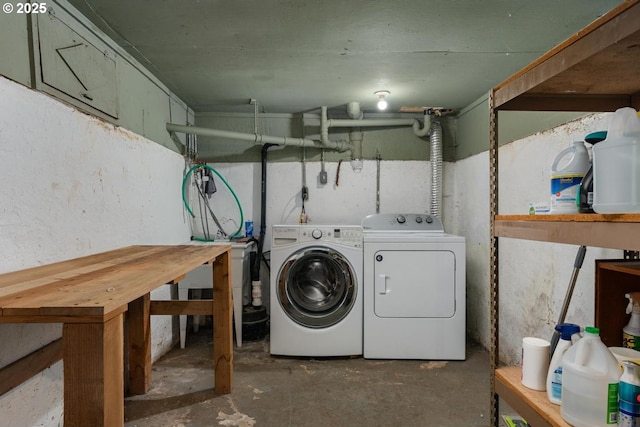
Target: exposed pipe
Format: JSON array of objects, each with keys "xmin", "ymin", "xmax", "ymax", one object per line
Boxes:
[
  {"xmin": 167, "ymin": 104, "xmax": 432, "ymax": 154},
  {"xmin": 249, "ymin": 143, "xmax": 278, "ymax": 305},
  {"xmin": 376, "ymin": 151, "xmax": 382, "ymax": 213},
  {"xmin": 430, "ymin": 118, "xmax": 443, "ymax": 219},
  {"xmin": 320, "ymin": 106, "xmax": 352, "ymax": 150},
  {"xmin": 166, "ymin": 123, "xmax": 352, "ymax": 152},
  {"xmin": 349, "ymin": 130, "xmax": 363, "ymax": 160},
  {"xmin": 413, "ymin": 110, "xmax": 433, "ymax": 137},
  {"xmin": 346, "ymin": 101, "xmax": 364, "ymax": 120},
  {"xmin": 328, "ymin": 118, "xmax": 416, "ymax": 128}
]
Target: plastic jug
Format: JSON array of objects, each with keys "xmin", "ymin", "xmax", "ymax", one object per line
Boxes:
[
  {"xmin": 546, "ymin": 323, "xmax": 581, "ymax": 405},
  {"xmin": 561, "ymin": 327, "xmax": 620, "ymax": 426},
  {"xmin": 550, "ymin": 141, "xmax": 590, "ymax": 214},
  {"xmin": 592, "ymin": 107, "xmax": 640, "ymax": 214}
]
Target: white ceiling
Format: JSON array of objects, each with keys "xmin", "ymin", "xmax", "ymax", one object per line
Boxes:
[{"xmin": 67, "ymin": 0, "xmax": 622, "ymax": 114}]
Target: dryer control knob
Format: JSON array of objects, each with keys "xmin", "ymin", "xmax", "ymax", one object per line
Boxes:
[
  {"xmin": 415, "ymin": 216, "xmax": 423, "ymax": 223},
  {"xmin": 425, "ymin": 216, "xmax": 433, "ymax": 224},
  {"xmin": 396, "ymin": 215, "xmax": 406, "ymax": 224},
  {"xmin": 311, "ymin": 229, "xmax": 323, "ymax": 239}
]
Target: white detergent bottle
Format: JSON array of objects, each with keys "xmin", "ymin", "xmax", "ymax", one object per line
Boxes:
[
  {"xmin": 546, "ymin": 323, "xmax": 581, "ymax": 405},
  {"xmin": 624, "ymin": 292, "xmax": 640, "ymax": 350},
  {"xmin": 561, "ymin": 326, "xmax": 620, "ymax": 426},
  {"xmin": 550, "ymin": 141, "xmax": 590, "ymax": 214}
]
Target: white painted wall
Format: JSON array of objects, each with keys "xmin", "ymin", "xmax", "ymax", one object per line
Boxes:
[
  {"xmin": 186, "ymin": 158, "xmax": 445, "ymax": 313},
  {"xmin": 0, "ymin": 77, "xmax": 190, "ymax": 427},
  {"xmin": 452, "ymin": 112, "xmax": 622, "ymax": 365},
  {"xmin": 189, "ymin": 159, "xmax": 441, "ymax": 242},
  {"xmin": 2, "ymin": 70, "xmax": 619, "ymax": 425},
  {"xmin": 445, "ymin": 151, "xmax": 491, "ymax": 346},
  {"xmin": 186, "ymin": 112, "xmax": 623, "ymax": 367}
]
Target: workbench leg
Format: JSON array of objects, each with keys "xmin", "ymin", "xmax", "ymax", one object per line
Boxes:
[
  {"xmin": 63, "ymin": 314, "xmax": 124, "ymax": 427},
  {"xmin": 128, "ymin": 293, "xmax": 151, "ymax": 394},
  {"xmin": 213, "ymin": 250, "xmax": 233, "ymax": 394}
]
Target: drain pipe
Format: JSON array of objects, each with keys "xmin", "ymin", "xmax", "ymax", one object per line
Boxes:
[
  {"xmin": 327, "ymin": 117, "xmax": 416, "ymax": 128},
  {"xmin": 320, "ymin": 106, "xmax": 431, "ymax": 137},
  {"xmin": 249, "ymin": 143, "xmax": 278, "ymax": 308},
  {"xmin": 346, "ymin": 102, "xmax": 364, "ymax": 169},
  {"xmin": 347, "ymin": 101, "xmax": 364, "ymax": 120},
  {"xmin": 414, "ymin": 110, "xmax": 432, "ymax": 137},
  {"xmin": 168, "ymin": 106, "xmax": 431, "ymax": 153},
  {"xmin": 166, "ymin": 123, "xmax": 353, "ymax": 152}
]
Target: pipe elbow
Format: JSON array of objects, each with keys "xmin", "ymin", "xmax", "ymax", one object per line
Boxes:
[
  {"xmin": 413, "ymin": 115, "xmax": 432, "ymax": 137},
  {"xmin": 347, "ymin": 102, "xmax": 364, "ymax": 120}
]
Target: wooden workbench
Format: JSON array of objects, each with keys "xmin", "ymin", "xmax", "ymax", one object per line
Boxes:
[{"xmin": 0, "ymin": 244, "xmax": 233, "ymax": 427}]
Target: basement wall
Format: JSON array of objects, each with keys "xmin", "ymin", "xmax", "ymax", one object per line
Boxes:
[
  {"xmin": 0, "ymin": 0, "xmax": 193, "ymax": 153},
  {"xmin": 454, "ymin": 104, "xmax": 621, "ymax": 364},
  {"xmin": 0, "ymin": 77, "xmax": 191, "ymax": 427},
  {"xmin": 195, "ymin": 105, "xmax": 626, "ymax": 365},
  {"xmin": 187, "ymin": 159, "xmax": 449, "ymax": 314}
]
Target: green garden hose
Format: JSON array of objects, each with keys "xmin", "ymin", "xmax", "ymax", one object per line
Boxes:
[{"xmin": 182, "ymin": 164, "xmax": 244, "ymax": 239}]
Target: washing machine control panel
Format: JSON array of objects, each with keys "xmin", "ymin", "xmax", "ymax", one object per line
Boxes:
[
  {"xmin": 272, "ymin": 225, "xmax": 363, "ymax": 247},
  {"xmin": 362, "ymin": 213, "xmax": 443, "ymax": 232}
]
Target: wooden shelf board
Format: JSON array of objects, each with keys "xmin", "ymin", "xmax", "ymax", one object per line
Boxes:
[
  {"xmin": 496, "ymin": 214, "xmax": 640, "ymax": 222},
  {"xmin": 494, "ymin": 215, "xmax": 640, "ymax": 251},
  {"xmin": 598, "ymin": 260, "xmax": 640, "ymax": 276},
  {"xmin": 495, "ymin": 366, "xmax": 570, "ymax": 427},
  {"xmin": 493, "ymin": 0, "xmax": 640, "ymax": 111}
]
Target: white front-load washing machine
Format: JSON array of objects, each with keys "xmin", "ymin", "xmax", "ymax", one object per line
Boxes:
[
  {"xmin": 270, "ymin": 224, "xmax": 363, "ymax": 357},
  {"xmin": 362, "ymin": 213, "xmax": 466, "ymax": 360}
]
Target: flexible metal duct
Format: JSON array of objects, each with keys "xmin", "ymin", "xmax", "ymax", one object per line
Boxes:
[{"xmin": 430, "ymin": 118, "xmax": 443, "ymax": 219}]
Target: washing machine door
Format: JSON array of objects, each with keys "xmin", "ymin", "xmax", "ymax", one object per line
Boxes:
[{"xmin": 277, "ymin": 246, "xmax": 357, "ymax": 329}]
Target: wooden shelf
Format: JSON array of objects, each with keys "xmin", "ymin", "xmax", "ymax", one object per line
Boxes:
[
  {"xmin": 489, "ymin": 2, "xmax": 640, "ymax": 426},
  {"xmin": 595, "ymin": 260, "xmax": 640, "ymax": 347},
  {"xmin": 494, "ymin": 0, "xmax": 640, "ymax": 112},
  {"xmin": 598, "ymin": 260, "xmax": 640, "ymax": 276},
  {"xmin": 495, "ymin": 366, "xmax": 570, "ymax": 427},
  {"xmin": 494, "ymin": 214, "xmax": 640, "ymax": 251}
]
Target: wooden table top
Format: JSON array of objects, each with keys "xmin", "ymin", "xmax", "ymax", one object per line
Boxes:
[{"xmin": 0, "ymin": 245, "xmax": 231, "ymax": 323}]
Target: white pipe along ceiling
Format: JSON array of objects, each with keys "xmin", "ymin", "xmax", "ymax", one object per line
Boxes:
[{"xmin": 165, "ymin": 103, "xmax": 433, "ymax": 154}]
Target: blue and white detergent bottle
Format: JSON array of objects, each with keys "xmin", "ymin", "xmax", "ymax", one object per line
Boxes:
[
  {"xmin": 546, "ymin": 323, "xmax": 581, "ymax": 405},
  {"xmin": 619, "ymin": 360, "xmax": 640, "ymax": 427},
  {"xmin": 550, "ymin": 141, "xmax": 590, "ymax": 214}
]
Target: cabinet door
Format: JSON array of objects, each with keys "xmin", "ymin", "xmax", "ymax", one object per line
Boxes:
[
  {"xmin": 35, "ymin": 10, "xmax": 118, "ymax": 118},
  {"xmin": 373, "ymin": 250, "xmax": 456, "ymax": 318}
]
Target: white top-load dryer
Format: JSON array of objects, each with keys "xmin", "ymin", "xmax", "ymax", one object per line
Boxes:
[{"xmin": 362, "ymin": 213, "xmax": 465, "ymax": 360}]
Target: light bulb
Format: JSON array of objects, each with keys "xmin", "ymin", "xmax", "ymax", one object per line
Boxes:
[{"xmin": 374, "ymin": 90, "xmax": 390, "ymax": 111}]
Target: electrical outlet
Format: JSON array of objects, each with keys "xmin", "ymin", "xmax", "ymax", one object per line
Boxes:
[{"xmin": 319, "ymin": 170, "xmax": 328, "ymax": 184}]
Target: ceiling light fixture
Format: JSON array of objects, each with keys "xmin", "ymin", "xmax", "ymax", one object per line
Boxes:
[{"xmin": 374, "ymin": 90, "xmax": 390, "ymax": 111}]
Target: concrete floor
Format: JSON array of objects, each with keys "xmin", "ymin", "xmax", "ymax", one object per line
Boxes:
[{"xmin": 124, "ymin": 326, "xmax": 500, "ymax": 427}]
